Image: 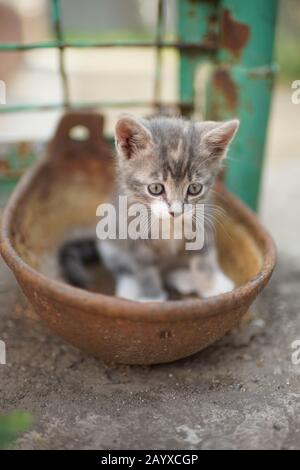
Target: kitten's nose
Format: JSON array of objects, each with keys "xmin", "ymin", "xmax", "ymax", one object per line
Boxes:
[{"xmin": 169, "ymin": 201, "xmax": 182, "ymax": 217}]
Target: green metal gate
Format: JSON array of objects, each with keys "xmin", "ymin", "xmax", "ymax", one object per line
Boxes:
[{"xmin": 0, "ymin": 0, "xmax": 278, "ymax": 210}]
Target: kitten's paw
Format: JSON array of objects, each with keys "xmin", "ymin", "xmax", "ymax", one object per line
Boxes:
[
  {"xmin": 115, "ymin": 275, "xmax": 140, "ymax": 301},
  {"xmin": 166, "ymin": 269, "xmax": 196, "ymax": 295},
  {"xmin": 201, "ymin": 271, "xmax": 234, "ymax": 298}
]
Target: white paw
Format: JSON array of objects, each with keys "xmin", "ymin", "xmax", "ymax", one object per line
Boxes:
[
  {"xmin": 115, "ymin": 275, "xmax": 140, "ymax": 301},
  {"xmin": 166, "ymin": 269, "xmax": 196, "ymax": 295},
  {"xmin": 201, "ymin": 271, "xmax": 234, "ymax": 298}
]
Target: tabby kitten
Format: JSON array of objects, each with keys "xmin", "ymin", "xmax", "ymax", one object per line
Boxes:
[{"xmin": 60, "ymin": 115, "xmax": 239, "ymax": 302}]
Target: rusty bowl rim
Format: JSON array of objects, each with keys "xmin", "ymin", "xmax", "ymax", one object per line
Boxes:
[{"xmin": 0, "ymin": 159, "xmax": 276, "ymax": 323}]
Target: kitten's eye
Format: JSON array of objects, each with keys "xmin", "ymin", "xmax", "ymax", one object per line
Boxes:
[
  {"xmin": 187, "ymin": 183, "xmax": 203, "ymax": 196},
  {"xmin": 148, "ymin": 183, "xmax": 165, "ymax": 196}
]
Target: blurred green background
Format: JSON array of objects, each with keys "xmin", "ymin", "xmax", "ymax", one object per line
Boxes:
[{"xmin": 275, "ymin": 0, "xmax": 300, "ymax": 83}]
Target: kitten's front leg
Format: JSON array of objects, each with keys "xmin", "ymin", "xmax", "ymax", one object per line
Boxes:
[
  {"xmin": 190, "ymin": 247, "xmax": 234, "ymax": 298},
  {"xmin": 115, "ymin": 274, "xmax": 141, "ymax": 301},
  {"xmin": 99, "ymin": 240, "xmax": 167, "ymax": 302},
  {"xmin": 166, "ymin": 268, "xmax": 197, "ymax": 295},
  {"xmin": 135, "ymin": 266, "xmax": 167, "ymax": 302},
  {"xmin": 116, "ymin": 267, "xmax": 167, "ymax": 302}
]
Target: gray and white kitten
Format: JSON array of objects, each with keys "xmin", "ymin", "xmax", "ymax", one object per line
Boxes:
[{"xmin": 96, "ymin": 114, "xmax": 239, "ymax": 302}]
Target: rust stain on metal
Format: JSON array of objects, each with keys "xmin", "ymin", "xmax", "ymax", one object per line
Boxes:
[
  {"xmin": 204, "ymin": 13, "xmax": 219, "ymax": 50},
  {"xmin": 208, "ymin": 13, "xmax": 218, "ymax": 30},
  {"xmin": 213, "ymin": 67, "xmax": 238, "ymax": 110},
  {"xmin": 221, "ymin": 9, "xmax": 250, "ymax": 57},
  {"xmin": 0, "ymin": 160, "xmax": 10, "ymax": 174}
]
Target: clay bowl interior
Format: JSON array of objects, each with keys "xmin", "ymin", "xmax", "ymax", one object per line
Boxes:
[{"xmin": 0, "ymin": 113, "xmax": 276, "ymax": 365}]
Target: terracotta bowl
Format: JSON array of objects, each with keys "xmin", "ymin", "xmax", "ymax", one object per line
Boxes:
[{"xmin": 0, "ymin": 113, "xmax": 276, "ymax": 365}]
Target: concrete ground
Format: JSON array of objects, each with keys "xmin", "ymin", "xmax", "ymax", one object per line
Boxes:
[{"xmin": 0, "ymin": 85, "xmax": 300, "ymax": 449}]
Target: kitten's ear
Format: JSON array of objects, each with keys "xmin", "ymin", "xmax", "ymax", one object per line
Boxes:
[
  {"xmin": 115, "ymin": 115, "xmax": 152, "ymax": 160},
  {"xmin": 202, "ymin": 119, "xmax": 239, "ymax": 158}
]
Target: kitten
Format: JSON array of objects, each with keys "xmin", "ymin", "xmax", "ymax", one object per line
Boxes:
[{"xmin": 59, "ymin": 115, "xmax": 239, "ymax": 301}]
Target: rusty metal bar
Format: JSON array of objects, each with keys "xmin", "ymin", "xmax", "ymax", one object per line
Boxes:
[
  {"xmin": 153, "ymin": 0, "xmax": 164, "ymax": 111},
  {"xmin": 0, "ymin": 100, "xmax": 193, "ymax": 114},
  {"xmin": 206, "ymin": 0, "xmax": 278, "ymax": 210},
  {"xmin": 50, "ymin": 0, "xmax": 70, "ymax": 108},
  {"xmin": 0, "ymin": 40, "xmax": 218, "ymax": 52},
  {"xmin": 177, "ymin": 0, "xmax": 219, "ymax": 117}
]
